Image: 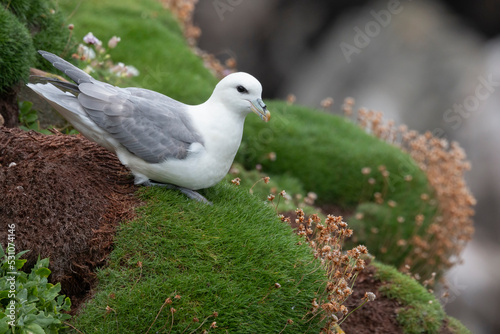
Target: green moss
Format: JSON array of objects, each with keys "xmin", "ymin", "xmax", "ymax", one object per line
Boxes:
[
  {"xmin": 238, "ymin": 101, "xmax": 432, "ymax": 208},
  {"xmin": 57, "ymin": 0, "xmax": 217, "ymax": 103},
  {"xmin": 0, "ymin": 5, "xmax": 35, "ymax": 93},
  {"xmin": 223, "ymin": 163, "xmax": 321, "ymax": 215},
  {"xmin": 1, "ymin": 0, "xmax": 75, "ymax": 71},
  {"xmin": 373, "ymin": 261, "xmax": 456, "ymax": 334},
  {"xmin": 446, "ymin": 316, "xmax": 472, "ymax": 334},
  {"xmin": 72, "ymin": 184, "xmax": 326, "ymax": 333},
  {"xmin": 238, "ymin": 101, "xmax": 439, "ymax": 272}
]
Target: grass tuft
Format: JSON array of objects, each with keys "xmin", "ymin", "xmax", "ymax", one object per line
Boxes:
[
  {"xmin": 373, "ymin": 261, "xmax": 446, "ymax": 334},
  {"xmin": 71, "ymin": 183, "xmax": 326, "ymax": 333}
]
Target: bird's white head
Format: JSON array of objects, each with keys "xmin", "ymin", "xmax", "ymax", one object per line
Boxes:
[{"xmin": 210, "ymin": 72, "xmax": 271, "ymax": 122}]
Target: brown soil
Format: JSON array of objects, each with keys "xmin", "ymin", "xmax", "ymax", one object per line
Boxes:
[
  {"xmin": 0, "ymin": 88, "xmax": 20, "ymax": 128},
  {"xmin": 0, "ymin": 127, "xmax": 139, "ymax": 309},
  {"xmin": 341, "ymin": 265, "xmax": 403, "ymax": 333},
  {"xmin": 340, "ymin": 264, "xmax": 456, "ymax": 334}
]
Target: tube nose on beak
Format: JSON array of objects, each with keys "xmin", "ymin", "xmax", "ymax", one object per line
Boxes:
[{"xmin": 251, "ymin": 98, "xmax": 271, "ymax": 122}]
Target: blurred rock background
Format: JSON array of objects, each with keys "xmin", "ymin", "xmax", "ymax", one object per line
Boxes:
[{"xmin": 194, "ymin": 1, "xmax": 500, "ymax": 333}]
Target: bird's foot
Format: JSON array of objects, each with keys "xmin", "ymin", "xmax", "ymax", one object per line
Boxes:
[{"xmin": 142, "ymin": 180, "xmax": 212, "ymax": 205}]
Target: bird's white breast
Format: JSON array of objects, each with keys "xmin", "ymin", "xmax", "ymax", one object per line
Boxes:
[{"xmin": 117, "ymin": 102, "xmax": 246, "ymax": 190}]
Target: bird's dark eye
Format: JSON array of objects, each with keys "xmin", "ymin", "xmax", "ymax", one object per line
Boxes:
[{"xmin": 236, "ymin": 85, "xmax": 248, "ymax": 93}]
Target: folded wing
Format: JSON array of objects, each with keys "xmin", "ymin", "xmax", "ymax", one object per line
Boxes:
[{"xmin": 37, "ymin": 51, "xmax": 204, "ymax": 164}]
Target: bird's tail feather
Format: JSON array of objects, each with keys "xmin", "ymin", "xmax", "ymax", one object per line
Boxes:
[
  {"xmin": 37, "ymin": 50, "xmax": 93, "ymax": 85},
  {"xmin": 27, "ymin": 82, "xmax": 87, "ymax": 119},
  {"xmin": 30, "ymin": 76, "xmax": 80, "ymax": 95}
]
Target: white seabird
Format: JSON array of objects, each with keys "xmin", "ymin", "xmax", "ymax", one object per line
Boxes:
[{"xmin": 27, "ymin": 51, "xmax": 270, "ymax": 203}]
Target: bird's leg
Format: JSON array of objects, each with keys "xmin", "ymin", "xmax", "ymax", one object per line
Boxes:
[
  {"xmin": 141, "ymin": 180, "xmax": 212, "ymax": 205},
  {"xmin": 177, "ymin": 187, "xmax": 213, "ymax": 205}
]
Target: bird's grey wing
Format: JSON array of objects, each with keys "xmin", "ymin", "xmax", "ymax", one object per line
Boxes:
[{"xmin": 77, "ymin": 82, "xmax": 204, "ymax": 163}]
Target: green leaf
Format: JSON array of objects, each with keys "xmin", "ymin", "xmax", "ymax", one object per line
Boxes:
[
  {"xmin": 17, "ymin": 288, "xmax": 28, "ymax": 303},
  {"xmin": 0, "ymin": 317, "xmax": 10, "ymax": 334},
  {"xmin": 42, "ymin": 284, "xmax": 60, "ymax": 302},
  {"xmin": 0, "ymin": 291, "xmax": 9, "ymax": 302},
  {"xmin": 16, "ymin": 250, "xmax": 31, "ymax": 260},
  {"xmin": 33, "ymin": 313, "xmax": 59, "ymax": 328},
  {"xmin": 15, "ymin": 259, "xmax": 27, "ymax": 270},
  {"xmin": 23, "ymin": 322, "xmax": 46, "ymax": 334},
  {"xmin": 23, "ymin": 113, "xmax": 38, "ymax": 124},
  {"xmin": 34, "ymin": 268, "xmax": 51, "ymax": 279},
  {"xmin": 34, "ymin": 259, "xmax": 49, "ymax": 270},
  {"xmin": 19, "ymin": 101, "xmax": 33, "ymax": 114},
  {"xmin": 60, "ymin": 297, "xmax": 71, "ymax": 312},
  {"xmin": 18, "ymin": 303, "xmax": 37, "ymax": 315}
]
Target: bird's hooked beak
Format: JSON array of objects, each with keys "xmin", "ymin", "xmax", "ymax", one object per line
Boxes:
[{"xmin": 250, "ymin": 98, "xmax": 271, "ymax": 122}]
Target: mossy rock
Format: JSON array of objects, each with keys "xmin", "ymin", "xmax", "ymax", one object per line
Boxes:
[
  {"xmin": 1, "ymin": 0, "xmax": 74, "ymax": 71},
  {"xmin": 71, "ymin": 185, "xmax": 327, "ymax": 333},
  {"xmin": 0, "ymin": 5, "xmax": 35, "ymax": 93},
  {"xmin": 373, "ymin": 261, "xmax": 471, "ymax": 334},
  {"xmin": 237, "ymin": 101, "xmax": 440, "ymax": 273}
]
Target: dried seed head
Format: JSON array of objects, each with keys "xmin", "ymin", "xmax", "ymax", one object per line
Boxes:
[
  {"xmin": 231, "ymin": 177, "xmax": 241, "ymax": 186},
  {"xmin": 312, "ymin": 298, "xmax": 319, "ymax": 309},
  {"xmin": 344, "ymin": 97, "xmax": 355, "ymax": 106},
  {"xmin": 364, "ymin": 292, "xmax": 376, "ymax": 302},
  {"xmin": 357, "ymin": 245, "xmax": 368, "ymax": 254},
  {"xmin": 321, "ymin": 97, "xmax": 334, "ymax": 108}
]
